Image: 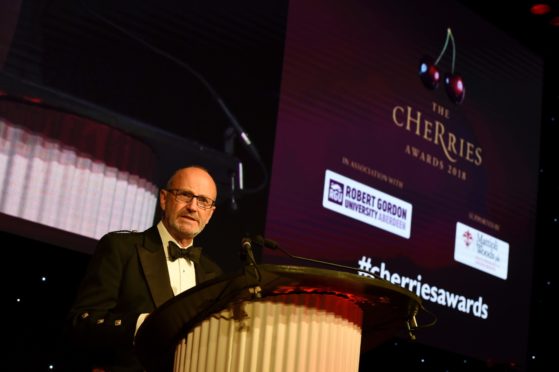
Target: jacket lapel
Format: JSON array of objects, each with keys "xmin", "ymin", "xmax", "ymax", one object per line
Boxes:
[
  {"xmin": 194, "ymin": 261, "xmax": 206, "ymax": 284},
  {"xmin": 138, "ymin": 227, "xmax": 174, "ymax": 308}
]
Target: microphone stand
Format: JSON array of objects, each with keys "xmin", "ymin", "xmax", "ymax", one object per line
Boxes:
[{"xmin": 79, "ymin": 0, "xmax": 269, "ymax": 196}]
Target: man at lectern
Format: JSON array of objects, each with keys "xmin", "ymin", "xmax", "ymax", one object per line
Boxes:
[{"xmin": 63, "ymin": 165, "xmax": 223, "ymax": 371}]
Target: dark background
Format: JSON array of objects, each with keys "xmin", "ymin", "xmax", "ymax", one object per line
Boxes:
[{"xmin": 1, "ymin": 0, "xmax": 557, "ymax": 370}]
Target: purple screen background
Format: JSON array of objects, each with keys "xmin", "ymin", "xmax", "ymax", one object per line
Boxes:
[{"xmin": 264, "ymin": 0, "xmax": 542, "ymax": 367}]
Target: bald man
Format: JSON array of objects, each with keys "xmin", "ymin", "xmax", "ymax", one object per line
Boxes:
[{"xmin": 65, "ymin": 166, "xmax": 223, "ymax": 371}]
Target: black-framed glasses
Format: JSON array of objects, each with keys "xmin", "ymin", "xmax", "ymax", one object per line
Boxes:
[{"xmin": 165, "ymin": 189, "xmax": 215, "ymax": 209}]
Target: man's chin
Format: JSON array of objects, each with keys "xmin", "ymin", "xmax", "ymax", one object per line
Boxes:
[{"xmin": 172, "ymin": 222, "xmax": 199, "ymax": 238}]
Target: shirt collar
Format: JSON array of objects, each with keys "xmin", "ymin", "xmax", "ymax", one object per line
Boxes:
[{"xmin": 157, "ymin": 221, "xmax": 192, "ymax": 258}]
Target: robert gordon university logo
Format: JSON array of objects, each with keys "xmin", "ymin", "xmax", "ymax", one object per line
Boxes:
[{"xmin": 328, "ymin": 179, "xmax": 344, "ymax": 205}]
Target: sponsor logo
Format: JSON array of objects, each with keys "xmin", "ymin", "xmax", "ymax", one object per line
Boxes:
[
  {"xmin": 322, "ymin": 169, "xmax": 413, "ymax": 239},
  {"xmin": 327, "ymin": 179, "xmax": 344, "ymax": 205},
  {"xmin": 454, "ymin": 222, "xmax": 509, "ymax": 280}
]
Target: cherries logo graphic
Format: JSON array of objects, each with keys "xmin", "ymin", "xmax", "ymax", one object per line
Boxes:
[{"xmin": 418, "ymin": 28, "xmax": 465, "ymax": 104}]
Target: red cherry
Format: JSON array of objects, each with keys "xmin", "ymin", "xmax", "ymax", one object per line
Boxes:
[
  {"xmin": 444, "ymin": 72, "xmax": 465, "ymax": 104},
  {"xmin": 419, "ymin": 56, "xmax": 441, "ymax": 90}
]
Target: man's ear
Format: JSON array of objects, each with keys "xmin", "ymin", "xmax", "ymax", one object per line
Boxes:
[
  {"xmin": 206, "ymin": 206, "xmax": 216, "ymax": 223},
  {"xmin": 159, "ymin": 189, "xmax": 167, "ymax": 213}
]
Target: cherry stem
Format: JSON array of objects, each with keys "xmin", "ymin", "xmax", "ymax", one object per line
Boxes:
[{"xmin": 434, "ymin": 28, "xmax": 456, "ymax": 73}]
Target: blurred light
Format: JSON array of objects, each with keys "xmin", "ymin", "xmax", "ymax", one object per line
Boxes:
[
  {"xmin": 22, "ymin": 96, "xmax": 43, "ymax": 104},
  {"xmin": 550, "ymin": 16, "xmax": 559, "ymax": 27},
  {"xmin": 530, "ymin": 4, "xmax": 551, "ymax": 15},
  {"xmin": 41, "ymin": 276, "xmax": 47, "ymax": 282}
]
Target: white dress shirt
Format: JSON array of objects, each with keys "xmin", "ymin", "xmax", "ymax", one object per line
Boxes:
[
  {"xmin": 157, "ymin": 221, "xmax": 197, "ymax": 295},
  {"xmin": 135, "ymin": 221, "xmax": 197, "ymax": 337}
]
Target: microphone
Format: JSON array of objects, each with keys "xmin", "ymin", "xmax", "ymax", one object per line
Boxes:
[
  {"xmin": 241, "ymin": 237, "xmax": 256, "ymax": 261},
  {"xmin": 240, "ymin": 237, "xmax": 262, "ymax": 298},
  {"xmin": 252, "ymin": 235, "xmax": 384, "ymax": 281}
]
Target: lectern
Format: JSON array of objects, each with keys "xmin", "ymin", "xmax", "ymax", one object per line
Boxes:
[{"xmin": 135, "ymin": 264, "xmax": 421, "ymax": 372}]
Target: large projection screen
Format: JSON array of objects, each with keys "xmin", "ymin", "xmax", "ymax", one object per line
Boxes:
[{"xmin": 264, "ymin": 0, "xmax": 542, "ymax": 368}]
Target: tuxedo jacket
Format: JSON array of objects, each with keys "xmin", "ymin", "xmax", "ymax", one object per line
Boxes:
[{"xmin": 64, "ymin": 226, "xmax": 223, "ymax": 371}]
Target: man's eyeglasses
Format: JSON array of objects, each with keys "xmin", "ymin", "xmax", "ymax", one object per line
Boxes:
[{"xmin": 165, "ymin": 189, "xmax": 215, "ymax": 209}]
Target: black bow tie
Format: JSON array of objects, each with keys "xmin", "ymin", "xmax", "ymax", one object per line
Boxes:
[{"xmin": 168, "ymin": 242, "xmax": 202, "ymax": 264}]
